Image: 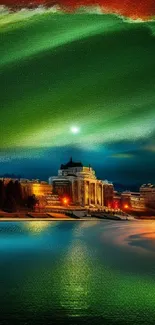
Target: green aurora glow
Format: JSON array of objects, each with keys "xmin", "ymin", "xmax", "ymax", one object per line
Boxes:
[
  {"xmin": 0, "ymin": 10, "xmax": 155, "ymax": 182},
  {"xmin": 1, "ymin": 11, "xmax": 155, "ymax": 148}
]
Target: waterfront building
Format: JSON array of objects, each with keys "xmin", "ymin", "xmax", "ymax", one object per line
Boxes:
[
  {"xmin": 113, "ymin": 191, "xmax": 121, "ymax": 210},
  {"xmin": 45, "ymin": 194, "xmax": 61, "ymax": 208},
  {"xmin": 20, "ymin": 179, "xmax": 52, "ymax": 200},
  {"xmin": 103, "ymin": 181, "xmax": 114, "ymax": 208},
  {"xmin": 121, "ymin": 191, "xmax": 146, "ymax": 210},
  {"xmin": 140, "ymin": 183, "xmax": 155, "ymax": 209},
  {"xmin": 121, "ymin": 191, "xmax": 132, "ymax": 209},
  {"xmin": 49, "ymin": 157, "xmax": 107, "ymax": 208},
  {"xmin": 130, "ymin": 196, "xmax": 145, "ymax": 210}
]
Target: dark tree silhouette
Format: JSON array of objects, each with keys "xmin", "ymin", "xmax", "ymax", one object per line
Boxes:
[
  {"xmin": 5, "ymin": 180, "xmax": 14, "ymax": 199},
  {"xmin": 26, "ymin": 195, "xmax": 38, "ymax": 211},
  {"xmin": 0, "ymin": 180, "xmax": 5, "ymax": 209},
  {"xmin": 4, "ymin": 180, "xmax": 23, "ymax": 209},
  {"xmin": 13, "ymin": 180, "xmax": 23, "ymax": 206},
  {"xmin": 3, "ymin": 196, "xmax": 17, "ymax": 213},
  {"xmin": 3, "ymin": 180, "xmax": 24, "ymax": 212}
]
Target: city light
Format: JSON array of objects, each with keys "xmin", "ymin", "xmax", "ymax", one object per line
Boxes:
[
  {"xmin": 114, "ymin": 201, "xmax": 119, "ymax": 209},
  {"xmin": 124, "ymin": 204, "xmax": 129, "ymax": 209},
  {"xmin": 62, "ymin": 197, "xmax": 69, "ymax": 205}
]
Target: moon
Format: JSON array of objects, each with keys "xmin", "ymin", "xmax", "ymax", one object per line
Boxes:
[{"xmin": 70, "ymin": 126, "xmax": 80, "ymax": 134}]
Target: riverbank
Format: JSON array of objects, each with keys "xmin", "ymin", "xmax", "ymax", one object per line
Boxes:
[
  {"xmin": 0, "ymin": 211, "xmax": 135, "ymax": 221},
  {"xmin": 0, "ymin": 211, "xmax": 73, "ymax": 221},
  {"xmin": 124, "ymin": 208, "xmax": 155, "ymax": 220},
  {"xmin": 0, "ymin": 211, "xmax": 97, "ymax": 221},
  {"xmin": 2, "ymin": 209, "xmax": 154, "ymax": 221}
]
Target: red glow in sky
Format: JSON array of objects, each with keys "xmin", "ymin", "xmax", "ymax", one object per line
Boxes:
[{"xmin": 1, "ymin": 0, "xmax": 155, "ymax": 19}]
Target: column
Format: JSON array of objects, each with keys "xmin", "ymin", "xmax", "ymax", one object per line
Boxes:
[
  {"xmin": 94, "ymin": 182, "xmax": 97, "ymax": 206},
  {"xmin": 96, "ymin": 183, "xmax": 98, "ymax": 205},
  {"xmin": 100, "ymin": 185, "xmax": 103, "ymax": 207},
  {"xmin": 81, "ymin": 180, "xmax": 85, "ymax": 207},
  {"xmin": 77, "ymin": 180, "xmax": 81, "ymax": 205},
  {"xmin": 71, "ymin": 180, "xmax": 75, "ymax": 204},
  {"xmin": 102, "ymin": 184, "xmax": 104, "ymax": 207},
  {"xmin": 83, "ymin": 181, "xmax": 86, "ymax": 207},
  {"xmin": 87, "ymin": 182, "xmax": 90, "ymax": 206},
  {"xmin": 101, "ymin": 184, "xmax": 103, "ymax": 207},
  {"xmin": 88, "ymin": 182, "xmax": 91, "ymax": 206}
]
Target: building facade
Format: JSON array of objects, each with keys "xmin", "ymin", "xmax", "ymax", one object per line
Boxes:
[
  {"xmin": 49, "ymin": 158, "xmax": 107, "ymax": 208},
  {"xmin": 121, "ymin": 191, "xmax": 146, "ymax": 211},
  {"xmin": 103, "ymin": 181, "xmax": 114, "ymax": 207},
  {"xmin": 20, "ymin": 179, "xmax": 52, "ymax": 200},
  {"xmin": 121, "ymin": 191, "xmax": 132, "ymax": 209},
  {"xmin": 140, "ymin": 184, "xmax": 155, "ymax": 209},
  {"xmin": 130, "ymin": 196, "xmax": 145, "ymax": 210}
]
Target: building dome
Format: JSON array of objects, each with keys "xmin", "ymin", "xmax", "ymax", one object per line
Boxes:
[{"xmin": 60, "ymin": 157, "xmax": 83, "ymax": 170}]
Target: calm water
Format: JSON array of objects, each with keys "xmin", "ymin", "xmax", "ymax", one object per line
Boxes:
[{"xmin": 1, "ymin": 220, "xmax": 155, "ymax": 325}]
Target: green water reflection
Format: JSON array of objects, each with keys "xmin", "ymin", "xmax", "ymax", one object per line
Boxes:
[{"xmin": 0, "ymin": 221, "xmax": 155, "ymax": 324}]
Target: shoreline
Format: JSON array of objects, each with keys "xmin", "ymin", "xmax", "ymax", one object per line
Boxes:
[
  {"xmin": 0, "ymin": 217, "xmax": 155, "ymax": 221},
  {"xmin": 0, "ymin": 211, "xmax": 155, "ymax": 221},
  {"xmin": 0, "ymin": 218, "xmax": 95, "ymax": 221}
]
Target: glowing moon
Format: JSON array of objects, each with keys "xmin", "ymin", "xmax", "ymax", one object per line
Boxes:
[{"xmin": 70, "ymin": 126, "xmax": 80, "ymax": 134}]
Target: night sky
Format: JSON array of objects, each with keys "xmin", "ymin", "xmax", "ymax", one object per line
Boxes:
[{"xmin": 0, "ymin": 5, "xmax": 155, "ymax": 185}]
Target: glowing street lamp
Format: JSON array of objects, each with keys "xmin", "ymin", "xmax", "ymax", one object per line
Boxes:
[{"xmin": 62, "ymin": 197, "xmax": 69, "ymax": 206}]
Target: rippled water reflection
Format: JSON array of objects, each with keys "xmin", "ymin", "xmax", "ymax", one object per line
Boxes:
[{"xmin": 0, "ymin": 220, "xmax": 155, "ymax": 324}]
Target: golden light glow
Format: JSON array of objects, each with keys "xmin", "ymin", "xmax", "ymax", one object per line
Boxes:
[
  {"xmin": 32, "ymin": 184, "xmax": 52, "ymax": 197},
  {"xmin": 62, "ymin": 197, "xmax": 69, "ymax": 205},
  {"xmin": 25, "ymin": 221, "xmax": 50, "ymax": 234}
]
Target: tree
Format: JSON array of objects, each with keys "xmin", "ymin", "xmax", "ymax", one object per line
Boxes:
[
  {"xmin": 3, "ymin": 195, "xmax": 17, "ymax": 213},
  {"xmin": 4, "ymin": 180, "xmax": 23, "ymax": 210},
  {"xmin": 0, "ymin": 180, "xmax": 5, "ymax": 209},
  {"xmin": 5, "ymin": 180, "xmax": 14, "ymax": 198},
  {"xmin": 26, "ymin": 195, "xmax": 38, "ymax": 211},
  {"xmin": 13, "ymin": 180, "xmax": 23, "ymax": 207}
]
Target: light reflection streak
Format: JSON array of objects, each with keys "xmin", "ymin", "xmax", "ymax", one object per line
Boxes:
[
  {"xmin": 59, "ymin": 237, "xmax": 92, "ymax": 316},
  {"xmin": 3, "ymin": 221, "xmax": 155, "ymax": 322},
  {"xmin": 24, "ymin": 221, "xmax": 51, "ymax": 234}
]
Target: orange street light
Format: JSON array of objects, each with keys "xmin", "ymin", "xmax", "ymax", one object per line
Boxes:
[{"xmin": 62, "ymin": 197, "xmax": 69, "ymax": 205}]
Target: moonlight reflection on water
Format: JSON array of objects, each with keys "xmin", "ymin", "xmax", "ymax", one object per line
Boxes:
[{"xmin": 0, "ymin": 220, "xmax": 155, "ymax": 325}]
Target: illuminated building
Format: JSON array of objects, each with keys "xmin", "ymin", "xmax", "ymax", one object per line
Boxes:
[
  {"xmin": 140, "ymin": 184, "xmax": 155, "ymax": 209},
  {"xmin": 130, "ymin": 196, "xmax": 145, "ymax": 210},
  {"xmin": 103, "ymin": 181, "xmax": 114, "ymax": 208},
  {"xmin": 113, "ymin": 191, "xmax": 121, "ymax": 209},
  {"xmin": 49, "ymin": 157, "xmax": 107, "ymax": 208},
  {"xmin": 121, "ymin": 191, "xmax": 146, "ymax": 211},
  {"xmin": 0, "ymin": 178, "xmax": 52, "ymax": 208},
  {"xmin": 121, "ymin": 191, "xmax": 132, "ymax": 209},
  {"xmin": 20, "ymin": 179, "xmax": 52, "ymax": 200},
  {"xmin": 45, "ymin": 194, "xmax": 61, "ymax": 208}
]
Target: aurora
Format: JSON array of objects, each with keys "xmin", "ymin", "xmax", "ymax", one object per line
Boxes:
[{"xmin": 0, "ymin": 7, "xmax": 155, "ymax": 184}]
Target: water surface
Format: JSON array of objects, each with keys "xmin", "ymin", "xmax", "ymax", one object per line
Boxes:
[{"xmin": 0, "ymin": 220, "xmax": 155, "ymax": 325}]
